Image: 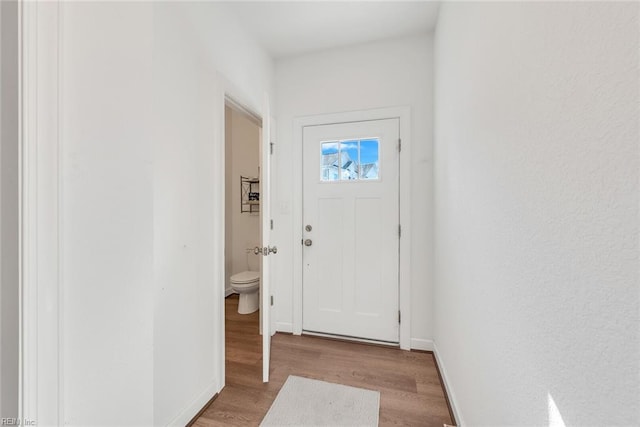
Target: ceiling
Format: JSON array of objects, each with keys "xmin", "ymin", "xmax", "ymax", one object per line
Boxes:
[{"xmin": 223, "ymin": 1, "xmax": 440, "ymax": 59}]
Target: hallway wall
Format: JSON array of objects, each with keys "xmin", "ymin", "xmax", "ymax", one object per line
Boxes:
[
  {"xmin": 60, "ymin": 4, "xmax": 155, "ymax": 424},
  {"xmin": 38, "ymin": 2, "xmax": 275, "ymax": 425},
  {"xmin": 274, "ymin": 34, "xmax": 434, "ymax": 346},
  {"xmin": 433, "ymin": 2, "xmax": 639, "ymax": 424},
  {"xmin": 152, "ymin": 5, "xmax": 219, "ymax": 425},
  {"xmin": 152, "ymin": 3, "xmax": 274, "ymax": 425}
]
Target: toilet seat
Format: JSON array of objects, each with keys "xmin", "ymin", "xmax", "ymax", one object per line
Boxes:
[
  {"xmin": 231, "ymin": 281, "xmax": 258, "ymax": 290},
  {"xmin": 231, "ymin": 271, "xmax": 260, "ymax": 284}
]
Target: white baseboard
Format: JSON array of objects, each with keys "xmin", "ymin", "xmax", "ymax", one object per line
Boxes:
[
  {"xmin": 433, "ymin": 343, "xmax": 464, "ymax": 426},
  {"xmin": 167, "ymin": 381, "xmax": 219, "ymax": 427},
  {"xmin": 225, "ymin": 287, "xmax": 235, "ymax": 297},
  {"xmin": 275, "ymin": 322, "xmax": 293, "ymax": 333},
  {"xmin": 410, "ymin": 338, "xmax": 434, "ymax": 351}
]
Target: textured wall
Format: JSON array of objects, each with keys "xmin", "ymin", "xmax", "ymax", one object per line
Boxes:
[{"xmin": 434, "ymin": 2, "xmax": 639, "ymax": 424}]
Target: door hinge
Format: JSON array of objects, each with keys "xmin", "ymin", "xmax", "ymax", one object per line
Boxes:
[
  {"xmin": 270, "ymin": 142, "xmax": 274, "ymax": 155},
  {"xmin": 398, "ymin": 310, "xmax": 401, "ymax": 323},
  {"xmin": 270, "ymin": 295, "xmax": 274, "ymax": 306},
  {"xmin": 398, "ymin": 224, "xmax": 401, "ymax": 238},
  {"xmin": 270, "ymin": 219, "xmax": 274, "ymax": 230},
  {"xmin": 398, "ymin": 138, "xmax": 402, "ymax": 152}
]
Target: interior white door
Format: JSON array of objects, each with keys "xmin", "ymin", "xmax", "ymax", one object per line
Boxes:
[
  {"xmin": 302, "ymin": 119, "xmax": 400, "ymax": 343},
  {"xmin": 261, "ymin": 94, "xmax": 275, "ymax": 382}
]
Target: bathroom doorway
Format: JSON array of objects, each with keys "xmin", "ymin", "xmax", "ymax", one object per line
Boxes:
[{"xmin": 223, "ymin": 99, "xmax": 263, "ymax": 382}]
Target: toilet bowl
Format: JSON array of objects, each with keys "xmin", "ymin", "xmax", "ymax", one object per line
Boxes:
[{"xmin": 230, "ymin": 271, "xmax": 260, "ymax": 314}]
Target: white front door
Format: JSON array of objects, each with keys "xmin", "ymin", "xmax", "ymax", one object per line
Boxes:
[{"xmin": 302, "ymin": 119, "xmax": 400, "ymax": 343}]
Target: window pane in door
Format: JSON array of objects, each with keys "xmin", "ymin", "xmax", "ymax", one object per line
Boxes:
[
  {"xmin": 341, "ymin": 140, "xmax": 359, "ymax": 180},
  {"xmin": 321, "ymin": 142, "xmax": 340, "ymax": 181},
  {"xmin": 359, "ymin": 139, "xmax": 379, "ymax": 180}
]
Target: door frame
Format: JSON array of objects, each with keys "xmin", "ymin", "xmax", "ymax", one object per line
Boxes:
[
  {"xmin": 215, "ymin": 75, "xmax": 274, "ymax": 389},
  {"xmin": 20, "ymin": 1, "xmax": 65, "ymax": 423},
  {"xmin": 292, "ymin": 107, "xmax": 412, "ymax": 350}
]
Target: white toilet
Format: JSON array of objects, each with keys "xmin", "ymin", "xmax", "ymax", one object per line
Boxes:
[{"xmin": 230, "ymin": 271, "xmax": 260, "ymax": 314}]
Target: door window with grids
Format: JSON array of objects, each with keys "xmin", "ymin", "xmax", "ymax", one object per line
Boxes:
[{"xmin": 320, "ymin": 139, "xmax": 379, "ymax": 182}]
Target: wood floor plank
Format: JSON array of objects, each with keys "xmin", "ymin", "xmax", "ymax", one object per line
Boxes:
[{"xmin": 195, "ymin": 295, "xmax": 453, "ymax": 426}]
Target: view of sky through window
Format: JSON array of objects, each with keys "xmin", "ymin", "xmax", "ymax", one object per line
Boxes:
[{"xmin": 321, "ymin": 138, "xmax": 379, "ymax": 181}]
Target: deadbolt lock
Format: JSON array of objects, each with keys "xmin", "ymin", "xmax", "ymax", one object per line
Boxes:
[{"xmin": 305, "ymin": 225, "xmax": 312, "ymax": 232}]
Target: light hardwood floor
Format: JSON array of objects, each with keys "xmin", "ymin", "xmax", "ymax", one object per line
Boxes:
[{"xmin": 193, "ymin": 295, "xmax": 454, "ymax": 427}]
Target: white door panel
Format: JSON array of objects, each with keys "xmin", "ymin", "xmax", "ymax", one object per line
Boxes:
[
  {"xmin": 261, "ymin": 94, "xmax": 274, "ymax": 382},
  {"xmin": 302, "ymin": 119, "xmax": 400, "ymax": 343}
]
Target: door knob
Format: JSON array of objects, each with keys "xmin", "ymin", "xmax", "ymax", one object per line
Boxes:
[
  {"xmin": 304, "ymin": 239, "xmax": 312, "ymax": 247},
  {"xmin": 258, "ymin": 246, "xmax": 278, "ymax": 256}
]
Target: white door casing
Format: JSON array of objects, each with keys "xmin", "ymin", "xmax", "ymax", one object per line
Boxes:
[
  {"xmin": 292, "ymin": 107, "xmax": 412, "ymax": 350},
  {"xmin": 21, "ymin": 1, "xmax": 65, "ymax": 423},
  {"xmin": 302, "ymin": 119, "xmax": 400, "ymax": 343},
  {"xmin": 221, "ymin": 88, "xmax": 275, "ymax": 387}
]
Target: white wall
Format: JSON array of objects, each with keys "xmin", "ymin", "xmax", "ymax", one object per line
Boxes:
[
  {"xmin": 61, "ymin": 3, "xmax": 155, "ymax": 424},
  {"xmin": 50, "ymin": 2, "xmax": 274, "ymax": 425},
  {"xmin": 225, "ymin": 106, "xmax": 261, "ymax": 296},
  {"xmin": 434, "ymin": 2, "xmax": 639, "ymax": 425},
  {"xmin": 274, "ymin": 34, "xmax": 434, "ymax": 344},
  {"xmin": 152, "ymin": 5, "xmax": 219, "ymax": 425},
  {"xmin": 151, "ymin": 3, "xmax": 274, "ymax": 425},
  {"xmin": 180, "ymin": 2, "xmax": 275, "ymax": 115},
  {"xmin": 0, "ymin": 0, "xmax": 19, "ymax": 419}
]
